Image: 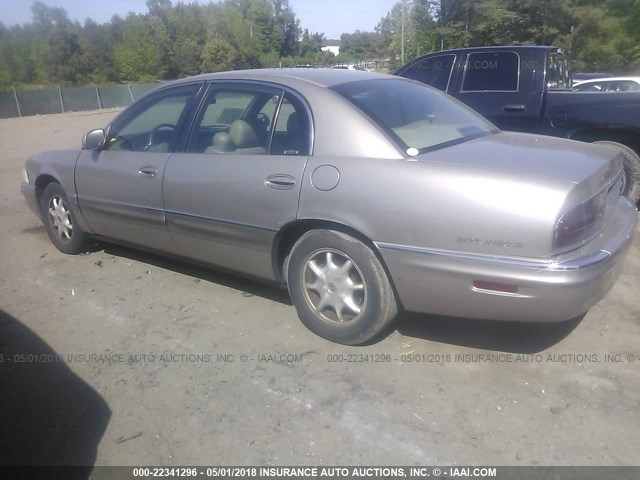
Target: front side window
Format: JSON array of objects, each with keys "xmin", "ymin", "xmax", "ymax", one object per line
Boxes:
[
  {"xmin": 462, "ymin": 52, "xmax": 519, "ymax": 92},
  {"xmin": 105, "ymin": 85, "xmax": 198, "ymax": 152},
  {"xmin": 188, "ymin": 85, "xmax": 311, "ymax": 156},
  {"xmin": 399, "ymin": 54, "xmax": 456, "ymax": 91},
  {"xmin": 333, "ymin": 79, "xmax": 496, "ymax": 154}
]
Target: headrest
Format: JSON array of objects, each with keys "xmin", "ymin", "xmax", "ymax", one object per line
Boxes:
[
  {"xmin": 230, "ymin": 120, "xmax": 262, "ymax": 148},
  {"xmin": 287, "ymin": 112, "xmax": 300, "ymax": 135},
  {"xmin": 212, "ymin": 132, "xmax": 235, "ymax": 152}
]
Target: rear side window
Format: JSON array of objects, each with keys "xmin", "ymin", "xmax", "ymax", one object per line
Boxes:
[
  {"xmin": 333, "ymin": 79, "xmax": 496, "ymax": 154},
  {"xmin": 187, "ymin": 86, "xmax": 311, "ymax": 156},
  {"xmin": 609, "ymin": 81, "xmax": 640, "ymax": 92},
  {"xmin": 462, "ymin": 52, "xmax": 519, "ymax": 92},
  {"xmin": 578, "ymin": 80, "xmax": 640, "ymax": 92},
  {"xmin": 199, "ymin": 91, "xmax": 254, "ymax": 127},
  {"xmin": 547, "ymin": 53, "xmax": 570, "ymax": 90},
  {"xmin": 400, "ymin": 54, "xmax": 456, "ymax": 91}
]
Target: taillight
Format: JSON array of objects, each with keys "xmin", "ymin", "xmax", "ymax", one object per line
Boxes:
[
  {"xmin": 553, "ymin": 190, "xmax": 608, "ymax": 253},
  {"xmin": 472, "ymin": 280, "xmax": 519, "ymax": 294}
]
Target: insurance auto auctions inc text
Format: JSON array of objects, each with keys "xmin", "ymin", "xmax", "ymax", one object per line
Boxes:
[{"xmin": 249, "ymin": 467, "xmax": 497, "ymax": 477}]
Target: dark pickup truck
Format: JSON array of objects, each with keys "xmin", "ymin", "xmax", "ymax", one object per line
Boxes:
[{"xmin": 395, "ymin": 46, "xmax": 640, "ymax": 204}]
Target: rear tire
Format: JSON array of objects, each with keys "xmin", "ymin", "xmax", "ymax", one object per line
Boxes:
[
  {"xmin": 593, "ymin": 141, "xmax": 640, "ymax": 204},
  {"xmin": 40, "ymin": 183, "xmax": 90, "ymax": 255},
  {"xmin": 287, "ymin": 229, "xmax": 398, "ymax": 345}
]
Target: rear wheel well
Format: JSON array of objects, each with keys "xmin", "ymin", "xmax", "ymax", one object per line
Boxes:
[
  {"xmin": 569, "ymin": 129, "xmax": 640, "ymax": 153},
  {"xmin": 272, "ymin": 220, "xmax": 400, "ymax": 302}
]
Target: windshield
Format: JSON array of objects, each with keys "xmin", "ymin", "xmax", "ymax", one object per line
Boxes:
[{"xmin": 332, "ymin": 79, "xmax": 496, "ymax": 155}]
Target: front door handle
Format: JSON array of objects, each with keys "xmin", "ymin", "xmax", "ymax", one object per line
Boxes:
[
  {"xmin": 265, "ymin": 174, "xmax": 296, "ymax": 190},
  {"xmin": 502, "ymin": 104, "xmax": 526, "ymax": 112},
  {"xmin": 138, "ymin": 167, "xmax": 158, "ymax": 178}
]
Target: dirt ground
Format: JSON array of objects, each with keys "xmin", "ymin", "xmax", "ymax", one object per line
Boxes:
[{"xmin": 0, "ymin": 109, "xmax": 639, "ymax": 467}]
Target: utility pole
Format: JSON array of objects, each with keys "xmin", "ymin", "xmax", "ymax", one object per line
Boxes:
[{"xmin": 401, "ymin": 0, "xmax": 405, "ymax": 64}]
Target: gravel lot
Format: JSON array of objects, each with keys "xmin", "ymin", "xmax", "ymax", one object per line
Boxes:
[{"xmin": 1, "ymin": 109, "xmax": 639, "ymax": 467}]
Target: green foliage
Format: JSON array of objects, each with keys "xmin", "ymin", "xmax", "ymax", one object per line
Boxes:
[
  {"xmin": 114, "ymin": 15, "xmax": 171, "ymax": 82},
  {"xmin": 0, "ymin": 0, "xmax": 325, "ymax": 86},
  {"xmin": 1, "ymin": 0, "xmax": 639, "ymax": 89},
  {"xmin": 375, "ymin": 1, "xmax": 438, "ymax": 61},
  {"xmin": 201, "ymin": 35, "xmax": 237, "ymax": 72},
  {"xmin": 374, "ymin": 0, "xmax": 640, "ymax": 73}
]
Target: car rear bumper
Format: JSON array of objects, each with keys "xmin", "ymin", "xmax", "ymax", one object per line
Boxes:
[
  {"xmin": 377, "ymin": 197, "xmax": 637, "ymax": 322},
  {"xmin": 21, "ymin": 182, "xmax": 40, "ymax": 217}
]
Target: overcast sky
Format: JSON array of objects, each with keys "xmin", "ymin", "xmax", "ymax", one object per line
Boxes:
[{"xmin": 0, "ymin": 0, "xmax": 398, "ymax": 39}]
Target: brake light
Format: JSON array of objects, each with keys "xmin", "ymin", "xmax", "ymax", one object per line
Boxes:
[{"xmin": 553, "ymin": 190, "xmax": 607, "ymax": 253}]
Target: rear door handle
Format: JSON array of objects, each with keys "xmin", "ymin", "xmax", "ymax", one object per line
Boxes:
[
  {"xmin": 502, "ymin": 104, "xmax": 526, "ymax": 112},
  {"xmin": 265, "ymin": 174, "xmax": 296, "ymax": 190},
  {"xmin": 138, "ymin": 167, "xmax": 158, "ymax": 178}
]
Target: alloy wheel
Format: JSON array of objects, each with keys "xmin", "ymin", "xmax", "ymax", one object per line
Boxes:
[
  {"xmin": 48, "ymin": 195, "xmax": 73, "ymax": 242},
  {"xmin": 301, "ymin": 248, "xmax": 367, "ymax": 324}
]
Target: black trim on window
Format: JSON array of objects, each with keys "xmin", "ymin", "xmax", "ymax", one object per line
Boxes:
[
  {"xmin": 332, "ymin": 78, "xmax": 497, "ymax": 157},
  {"xmin": 185, "ymin": 80, "xmax": 314, "ymax": 157},
  {"xmin": 103, "ymin": 82, "xmax": 202, "ymax": 153}
]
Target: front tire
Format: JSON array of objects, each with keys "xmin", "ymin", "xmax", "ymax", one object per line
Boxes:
[
  {"xmin": 593, "ymin": 141, "xmax": 640, "ymax": 204},
  {"xmin": 39, "ymin": 183, "xmax": 90, "ymax": 254},
  {"xmin": 287, "ymin": 229, "xmax": 398, "ymax": 345}
]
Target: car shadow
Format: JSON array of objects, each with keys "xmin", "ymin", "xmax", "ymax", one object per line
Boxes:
[
  {"xmin": 392, "ymin": 311, "xmax": 586, "ymax": 354},
  {"xmin": 94, "ymin": 243, "xmax": 581, "ymax": 353},
  {"xmin": 0, "ymin": 309, "xmax": 111, "ymax": 475},
  {"xmin": 22, "ymin": 225, "xmax": 104, "ymax": 254},
  {"xmin": 101, "ymin": 243, "xmax": 292, "ymax": 306}
]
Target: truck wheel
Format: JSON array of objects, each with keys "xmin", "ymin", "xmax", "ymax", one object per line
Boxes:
[
  {"xmin": 287, "ymin": 229, "xmax": 398, "ymax": 345},
  {"xmin": 593, "ymin": 141, "xmax": 640, "ymax": 204}
]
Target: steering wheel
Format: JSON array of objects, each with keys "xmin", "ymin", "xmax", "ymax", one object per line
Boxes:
[
  {"xmin": 107, "ymin": 135, "xmax": 135, "ymax": 151},
  {"xmin": 256, "ymin": 113, "xmax": 270, "ymax": 129},
  {"xmin": 146, "ymin": 123, "xmax": 177, "ymax": 151}
]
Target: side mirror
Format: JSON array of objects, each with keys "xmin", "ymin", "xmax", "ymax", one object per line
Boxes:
[{"xmin": 82, "ymin": 129, "xmax": 106, "ymax": 150}]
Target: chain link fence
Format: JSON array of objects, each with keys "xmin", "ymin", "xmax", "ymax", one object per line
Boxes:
[{"xmin": 0, "ymin": 83, "xmax": 160, "ymax": 119}]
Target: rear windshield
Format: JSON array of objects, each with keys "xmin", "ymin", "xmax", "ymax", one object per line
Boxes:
[{"xmin": 332, "ymin": 79, "xmax": 496, "ymax": 154}]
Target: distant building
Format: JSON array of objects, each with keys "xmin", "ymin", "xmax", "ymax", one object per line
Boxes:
[{"xmin": 321, "ymin": 45, "xmax": 340, "ymax": 56}]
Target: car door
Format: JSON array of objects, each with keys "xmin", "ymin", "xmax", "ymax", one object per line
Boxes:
[
  {"xmin": 75, "ymin": 83, "xmax": 200, "ymax": 252},
  {"xmin": 163, "ymin": 83, "xmax": 311, "ymax": 281},
  {"xmin": 453, "ymin": 50, "xmax": 538, "ymax": 132}
]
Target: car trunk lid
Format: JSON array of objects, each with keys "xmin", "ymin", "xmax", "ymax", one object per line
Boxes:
[{"xmin": 416, "ymin": 131, "xmax": 623, "ymax": 202}]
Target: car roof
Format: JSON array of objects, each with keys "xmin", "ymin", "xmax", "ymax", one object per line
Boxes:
[
  {"xmin": 575, "ymin": 76, "xmax": 640, "ymax": 84},
  {"xmin": 170, "ymin": 68, "xmax": 392, "ymax": 89},
  {"xmin": 405, "ymin": 45, "xmax": 559, "ymax": 57},
  {"xmin": 572, "ymin": 72, "xmax": 614, "ymax": 80}
]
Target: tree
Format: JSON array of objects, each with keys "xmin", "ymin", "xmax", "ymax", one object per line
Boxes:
[
  {"xmin": 114, "ymin": 15, "xmax": 171, "ymax": 81},
  {"xmin": 31, "ymin": 1, "xmax": 71, "ymax": 30},
  {"xmin": 299, "ymin": 29, "xmax": 324, "ymax": 57},
  {"xmin": 201, "ymin": 35, "xmax": 237, "ymax": 72},
  {"xmin": 171, "ymin": 2, "xmax": 207, "ymax": 76},
  {"xmin": 376, "ymin": 1, "xmax": 438, "ymax": 61},
  {"xmin": 273, "ymin": 0, "xmax": 301, "ymax": 56},
  {"xmin": 1, "ymin": 0, "xmax": 638, "ymax": 89}
]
